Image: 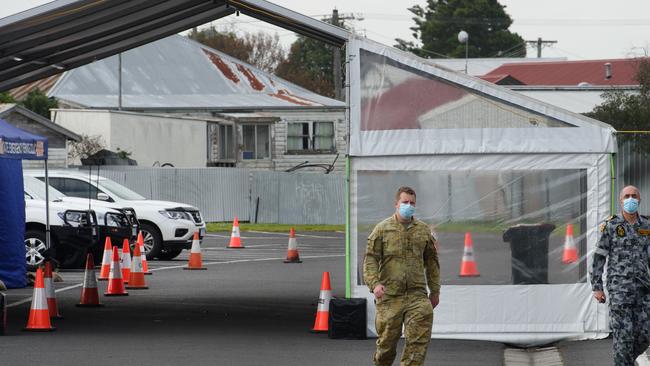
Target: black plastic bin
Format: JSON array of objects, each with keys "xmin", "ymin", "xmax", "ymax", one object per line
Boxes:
[
  {"xmin": 328, "ymin": 297, "xmax": 367, "ymax": 339},
  {"xmin": 502, "ymin": 223, "xmax": 556, "ymax": 284}
]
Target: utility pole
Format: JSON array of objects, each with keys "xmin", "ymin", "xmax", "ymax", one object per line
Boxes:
[
  {"xmin": 331, "ymin": 9, "xmax": 361, "ymax": 101},
  {"xmin": 526, "ymin": 37, "xmax": 557, "ymax": 58}
]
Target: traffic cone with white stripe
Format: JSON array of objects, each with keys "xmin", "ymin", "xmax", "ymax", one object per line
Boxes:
[
  {"xmin": 284, "ymin": 228, "xmax": 302, "ymax": 263},
  {"xmin": 459, "ymin": 232, "xmax": 480, "ymax": 277},
  {"xmin": 121, "ymin": 239, "xmax": 131, "ymax": 284},
  {"xmin": 227, "ymin": 216, "xmax": 244, "ymax": 248},
  {"xmin": 98, "ymin": 237, "xmax": 112, "ymax": 281},
  {"xmin": 562, "ymin": 224, "xmax": 578, "ymax": 264},
  {"xmin": 105, "ymin": 246, "xmax": 128, "ymax": 296},
  {"xmin": 137, "ymin": 232, "xmax": 151, "ymax": 275},
  {"xmin": 127, "ymin": 242, "xmax": 148, "ymax": 289},
  {"xmin": 44, "ymin": 261, "xmax": 63, "ymax": 319},
  {"xmin": 311, "ymin": 272, "xmax": 332, "ymax": 333},
  {"xmin": 24, "ymin": 267, "xmax": 55, "ymax": 331},
  {"xmin": 77, "ymin": 254, "xmax": 103, "ymax": 307},
  {"xmin": 184, "ymin": 232, "xmax": 207, "ymax": 270}
]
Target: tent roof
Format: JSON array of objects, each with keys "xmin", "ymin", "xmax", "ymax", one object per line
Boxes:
[
  {"xmin": 349, "ymin": 38, "xmax": 617, "ymax": 156},
  {"xmin": 0, "ymin": 0, "xmax": 349, "ymax": 93},
  {"xmin": 47, "ymin": 35, "xmax": 345, "ymax": 110},
  {"xmin": 0, "ymin": 118, "xmax": 48, "ymax": 160}
]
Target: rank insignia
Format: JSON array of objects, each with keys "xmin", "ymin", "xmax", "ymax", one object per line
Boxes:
[
  {"xmin": 616, "ymin": 225, "xmax": 625, "ymax": 237},
  {"xmin": 639, "ymin": 229, "xmax": 650, "ymax": 236}
]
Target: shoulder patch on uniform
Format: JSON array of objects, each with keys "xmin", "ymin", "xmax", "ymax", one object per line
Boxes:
[
  {"xmin": 606, "ymin": 215, "xmax": 617, "ymax": 221},
  {"xmin": 599, "ymin": 222, "xmax": 606, "ymax": 233},
  {"xmin": 616, "ymin": 225, "xmax": 626, "ymax": 237}
]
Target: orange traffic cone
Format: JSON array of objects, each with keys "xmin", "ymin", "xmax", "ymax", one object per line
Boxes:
[
  {"xmin": 127, "ymin": 242, "xmax": 148, "ymax": 289},
  {"xmin": 227, "ymin": 216, "xmax": 245, "ymax": 248},
  {"xmin": 105, "ymin": 246, "xmax": 128, "ymax": 297},
  {"xmin": 184, "ymin": 232, "xmax": 207, "ymax": 270},
  {"xmin": 137, "ymin": 232, "xmax": 152, "ymax": 275},
  {"xmin": 459, "ymin": 232, "xmax": 480, "ymax": 277},
  {"xmin": 284, "ymin": 228, "xmax": 302, "ymax": 263},
  {"xmin": 98, "ymin": 237, "xmax": 112, "ymax": 281},
  {"xmin": 311, "ymin": 272, "xmax": 332, "ymax": 333},
  {"xmin": 77, "ymin": 254, "xmax": 103, "ymax": 307},
  {"xmin": 44, "ymin": 261, "xmax": 63, "ymax": 319},
  {"xmin": 24, "ymin": 267, "xmax": 55, "ymax": 331},
  {"xmin": 562, "ymin": 224, "xmax": 578, "ymax": 264},
  {"xmin": 121, "ymin": 239, "xmax": 131, "ymax": 284}
]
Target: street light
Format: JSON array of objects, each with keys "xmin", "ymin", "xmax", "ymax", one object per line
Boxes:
[{"xmin": 458, "ymin": 30, "xmax": 469, "ymax": 74}]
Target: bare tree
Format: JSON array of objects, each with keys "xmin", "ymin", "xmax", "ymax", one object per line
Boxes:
[
  {"xmin": 188, "ymin": 27, "xmax": 285, "ymax": 73},
  {"xmin": 244, "ymin": 31, "xmax": 286, "ymax": 73},
  {"xmin": 68, "ymin": 134, "xmax": 105, "ymax": 162}
]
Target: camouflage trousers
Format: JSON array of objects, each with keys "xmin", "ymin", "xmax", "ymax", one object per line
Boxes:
[
  {"xmin": 373, "ymin": 292, "xmax": 433, "ymax": 366},
  {"xmin": 610, "ymin": 301, "xmax": 650, "ymax": 366}
]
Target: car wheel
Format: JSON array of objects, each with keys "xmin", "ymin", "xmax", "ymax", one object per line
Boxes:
[
  {"xmin": 24, "ymin": 230, "xmax": 48, "ymax": 272},
  {"xmin": 157, "ymin": 248, "xmax": 183, "ymax": 260},
  {"xmin": 140, "ymin": 223, "xmax": 162, "ymax": 260}
]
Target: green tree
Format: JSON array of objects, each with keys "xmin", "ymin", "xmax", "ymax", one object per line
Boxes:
[
  {"xmin": 22, "ymin": 89, "xmax": 58, "ymax": 119},
  {"xmin": 275, "ymin": 35, "xmax": 337, "ymax": 98},
  {"xmin": 585, "ymin": 59, "xmax": 650, "ymax": 153},
  {"xmin": 0, "ymin": 91, "xmax": 16, "ymax": 103},
  {"xmin": 395, "ymin": 0, "xmax": 526, "ymax": 58}
]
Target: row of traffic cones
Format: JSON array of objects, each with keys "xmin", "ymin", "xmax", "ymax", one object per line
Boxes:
[
  {"xmin": 458, "ymin": 223, "xmax": 580, "ymax": 277},
  {"xmin": 24, "ymin": 222, "xmax": 303, "ymax": 332},
  {"xmin": 25, "ymin": 231, "xmax": 154, "ymax": 331}
]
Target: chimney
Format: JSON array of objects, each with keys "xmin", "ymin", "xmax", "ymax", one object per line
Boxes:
[{"xmin": 605, "ymin": 62, "xmax": 612, "ymax": 79}]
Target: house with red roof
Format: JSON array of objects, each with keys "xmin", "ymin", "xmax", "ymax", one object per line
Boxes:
[{"xmin": 479, "ymin": 58, "xmax": 645, "ymax": 113}]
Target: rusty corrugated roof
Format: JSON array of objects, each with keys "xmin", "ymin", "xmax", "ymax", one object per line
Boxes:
[{"xmin": 48, "ymin": 35, "xmax": 344, "ymax": 110}]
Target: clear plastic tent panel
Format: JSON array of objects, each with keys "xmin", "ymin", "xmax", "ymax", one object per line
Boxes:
[
  {"xmin": 356, "ymin": 169, "xmax": 589, "ymax": 287},
  {"xmin": 359, "ymin": 49, "xmax": 572, "ymax": 130}
]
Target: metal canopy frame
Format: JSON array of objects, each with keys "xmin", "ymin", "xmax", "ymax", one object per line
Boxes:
[{"xmin": 0, "ymin": 0, "xmax": 349, "ymax": 92}]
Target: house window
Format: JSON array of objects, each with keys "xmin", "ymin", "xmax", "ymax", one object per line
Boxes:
[
  {"xmin": 287, "ymin": 121, "xmax": 335, "ymax": 153},
  {"xmin": 207, "ymin": 123, "xmax": 235, "ymax": 162},
  {"xmin": 219, "ymin": 124, "xmax": 235, "ymax": 160},
  {"xmin": 242, "ymin": 124, "xmax": 270, "ymax": 160}
]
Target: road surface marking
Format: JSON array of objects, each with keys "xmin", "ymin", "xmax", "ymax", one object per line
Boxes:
[{"xmin": 7, "ymin": 254, "xmax": 344, "ymax": 308}]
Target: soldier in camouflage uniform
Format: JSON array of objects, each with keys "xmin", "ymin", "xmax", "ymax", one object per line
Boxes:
[
  {"xmin": 592, "ymin": 185, "xmax": 650, "ymax": 366},
  {"xmin": 363, "ymin": 186, "xmax": 440, "ymax": 366}
]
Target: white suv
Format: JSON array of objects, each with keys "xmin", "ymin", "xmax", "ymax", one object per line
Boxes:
[
  {"xmin": 24, "ymin": 177, "xmax": 137, "ymax": 270},
  {"xmin": 25, "ymin": 170, "xmax": 206, "ymax": 260}
]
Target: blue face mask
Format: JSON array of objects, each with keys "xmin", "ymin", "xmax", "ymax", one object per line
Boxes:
[
  {"xmin": 399, "ymin": 203, "xmax": 415, "ymax": 219},
  {"xmin": 623, "ymin": 197, "xmax": 639, "ymax": 214}
]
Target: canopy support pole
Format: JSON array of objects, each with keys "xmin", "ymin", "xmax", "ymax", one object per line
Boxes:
[{"xmin": 44, "ymin": 159, "xmax": 50, "ymax": 251}]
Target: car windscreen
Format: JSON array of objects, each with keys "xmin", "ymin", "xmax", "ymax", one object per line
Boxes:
[
  {"xmin": 99, "ymin": 178, "xmax": 146, "ymax": 200},
  {"xmin": 23, "ymin": 176, "xmax": 66, "ymax": 200}
]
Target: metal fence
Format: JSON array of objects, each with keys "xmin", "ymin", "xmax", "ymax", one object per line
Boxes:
[
  {"xmin": 75, "ymin": 166, "xmax": 345, "ymax": 224},
  {"xmin": 615, "ymin": 135, "xmax": 650, "ymax": 214}
]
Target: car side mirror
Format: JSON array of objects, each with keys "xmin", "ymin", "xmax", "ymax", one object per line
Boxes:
[{"xmin": 97, "ymin": 193, "xmax": 110, "ymax": 201}]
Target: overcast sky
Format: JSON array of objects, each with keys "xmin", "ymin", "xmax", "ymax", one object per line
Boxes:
[{"xmin": 3, "ymin": 0, "xmax": 650, "ymax": 60}]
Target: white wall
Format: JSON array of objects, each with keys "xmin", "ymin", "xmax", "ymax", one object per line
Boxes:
[
  {"xmin": 109, "ymin": 112, "xmax": 206, "ymax": 167},
  {"xmin": 53, "ymin": 109, "xmax": 207, "ymax": 167}
]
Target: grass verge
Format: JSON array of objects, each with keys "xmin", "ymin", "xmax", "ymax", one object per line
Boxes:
[{"xmin": 206, "ymin": 223, "xmax": 345, "ymax": 233}]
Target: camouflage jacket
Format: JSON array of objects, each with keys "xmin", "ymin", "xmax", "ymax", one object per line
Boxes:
[
  {"xmin": 363, "ymin": 214, "xmax": 440, "ymax": 296},
  {"xmin": 591, "ymin": 214, "xmax": 650, "ymax": 304}
]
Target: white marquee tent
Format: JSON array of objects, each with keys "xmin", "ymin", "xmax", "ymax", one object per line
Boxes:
[{"xmin": 346, "ymin": 37, "xmax": 616, "ymax": 346}]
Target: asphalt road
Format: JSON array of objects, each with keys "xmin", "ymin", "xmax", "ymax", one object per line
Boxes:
[{"xmin": 0, "ymin": 231, "xmax": 619, "ymax": 365}]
